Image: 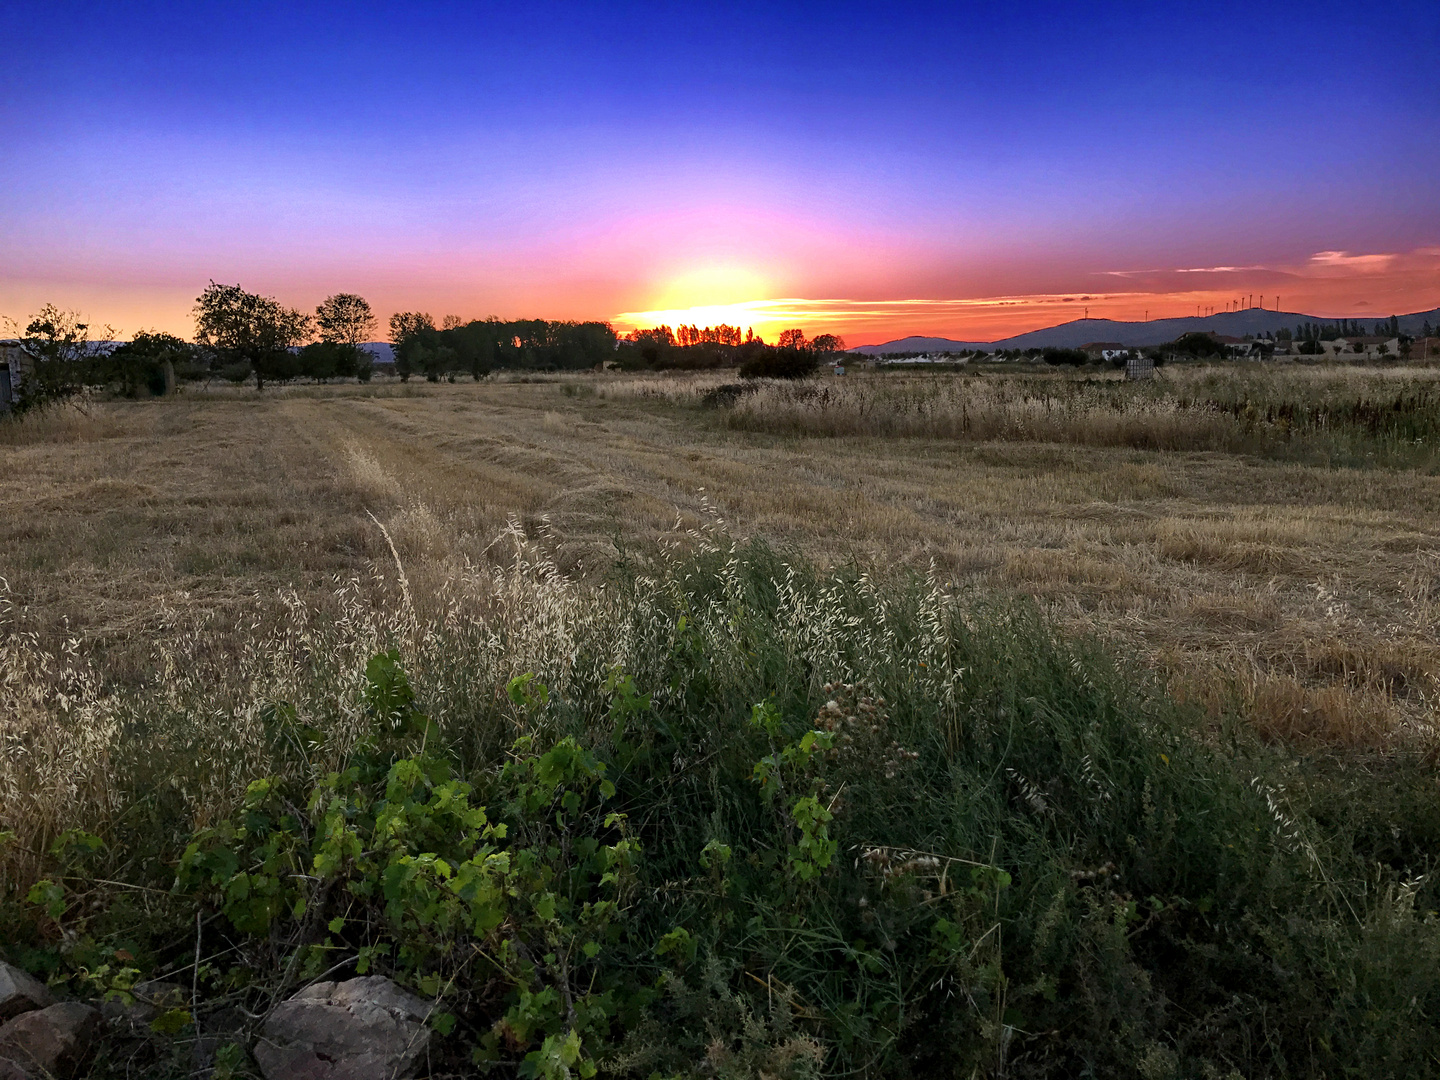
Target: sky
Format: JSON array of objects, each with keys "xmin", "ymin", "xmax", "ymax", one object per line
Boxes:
[{"xmin": 2, "ymin": 1, "xmax": 1438, "ymax": 345}]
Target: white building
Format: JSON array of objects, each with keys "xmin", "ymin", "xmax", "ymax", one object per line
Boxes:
[{"xmin": 0, "ymin": 341, "xmax": 35, "ymax": 411}]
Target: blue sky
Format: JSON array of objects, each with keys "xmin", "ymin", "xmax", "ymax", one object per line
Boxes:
[{"xmin": 3, "ymin": 1, "xmax": 1437, "ymax": 340}]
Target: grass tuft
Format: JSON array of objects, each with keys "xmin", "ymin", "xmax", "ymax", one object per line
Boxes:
[{"xmin": 3, "ymin": 533, "xmax": 1438, "ymax": 1076}]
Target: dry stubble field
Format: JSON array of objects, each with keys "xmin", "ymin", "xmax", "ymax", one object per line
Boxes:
[{"xmin": 4, "ymin": 366, "xmax": 1439, "ymax": 750}]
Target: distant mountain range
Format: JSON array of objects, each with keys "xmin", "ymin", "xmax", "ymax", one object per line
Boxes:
[{"xmin": 848, "ymin": 305, "xmax": 1440, "ymax": 355}]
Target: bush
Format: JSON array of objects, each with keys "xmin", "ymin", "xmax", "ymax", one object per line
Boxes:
[
  {"xmin": 739, "ymin": 346, "xmax": 820, "ymax": 380},
  {"xmin": 297, "ymin": 340, "xmax": 366, "ymax": 381},
  {"xmin": 4, "ymin": 540, "xmax": 1439, "ymax": 1077}
]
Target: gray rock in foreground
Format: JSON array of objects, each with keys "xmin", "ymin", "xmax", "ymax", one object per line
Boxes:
[
  {"xmin": 254, "ymin": 976, "xmax": 431, "ymax": 1080},
  {"xmin": 0, "ymin": 965, "xmax": 53, "ymax": 1023},
  {"xmin": 0, "ymin": 1001, "xmax": 101, "ymax": 1078}
]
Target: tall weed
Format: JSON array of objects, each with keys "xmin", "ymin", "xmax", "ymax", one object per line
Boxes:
[{"xmin": 2, "ymin": 531, "xmax": 1438, "ymax": 1076}]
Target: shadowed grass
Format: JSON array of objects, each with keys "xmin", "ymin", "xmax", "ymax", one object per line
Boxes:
[{"xmin": 3, "ymin": 535, "xmax": 1438, "ymax": 1077}]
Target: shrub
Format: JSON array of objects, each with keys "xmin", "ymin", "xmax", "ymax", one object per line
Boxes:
[
  {"xmin": 3, "ymin": 539, "xmax": 1439, "ymax": 1077},
  {"xmin": 739, "ymin": 347, "xmax": 820, "ymax": 380}
]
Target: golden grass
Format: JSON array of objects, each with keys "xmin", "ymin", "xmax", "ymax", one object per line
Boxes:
[
  {"xmin": 2, "ymin": 370, "xmax": 1438, "ymax": 752},
  {"xmin": 697, "ymin": 364, "xmax": 1440, "ymax": 464}
]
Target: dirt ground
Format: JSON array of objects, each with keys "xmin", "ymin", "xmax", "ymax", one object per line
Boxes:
[{"xmin": 4, "ymin": 374, "xmax": 1438, "ymax": 747}]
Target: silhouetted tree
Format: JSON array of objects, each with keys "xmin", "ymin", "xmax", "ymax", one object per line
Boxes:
[
  {"xmin": 312, "ymin": 294, "xmax": 376, "ymax": 380},
  {"xmin": 1169, "ymin": 332, "xmax": 1225, "ymax": 358},
  {"xmin": 107, "ymin": 331, "xmax": 195, "ymax": 395},
  {"xmin": 739, "ymin": 346, "xmax": 819, "ymax": 380},
  {"xmin": 389, "ymin": 312, "xmax": 436, "ymax": 383},
  {"xmin": 5, "ymin": 304, "xmax": 115, "ymax": 411},
  {"xmin": 194, "ymin": 282, "xmax": 310, "ymax": 391},
  {"xmin": 316, "ymin": 293, "xmax": 377, "ymax": 347}
]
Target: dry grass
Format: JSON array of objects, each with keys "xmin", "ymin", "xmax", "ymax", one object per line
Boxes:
[
  {"xmin": 703, "ymin": 364, "xmax": 1440, "ymax": 466},
  {"xmin": 2, "ymin": 370, "xmax": 1438, "ymax": 753}
]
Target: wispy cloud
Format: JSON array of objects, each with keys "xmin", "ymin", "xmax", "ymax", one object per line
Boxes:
[
  {"xmin": 613, "ymin": 247, "xmax": 1440, "ymax": 343},
  {"xmin": 1106, "ymin": 249, "xmax": 1427, "ymax": 280},
  {"xmin": 1307, "ymin": 250, "xmax": 1396, "ymax": 271},
  {"xmin": 1103, "ymin": 265, "xmax": 1267, "ymax": 277}
]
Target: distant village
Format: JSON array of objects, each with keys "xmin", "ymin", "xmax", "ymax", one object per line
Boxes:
[{"xmin": 867, "ymin": 328, "xmax": 1440, "ymax": 366}]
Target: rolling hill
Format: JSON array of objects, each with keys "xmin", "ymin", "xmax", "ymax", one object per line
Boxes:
[{"xmin": 849, "ymin": 305, "xmax": 1440, "ymax": 354}]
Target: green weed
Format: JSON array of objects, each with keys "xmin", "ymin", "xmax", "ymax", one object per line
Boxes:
[{"xmin": 3, "ymin": 536, "xmax": 1439, "ymax": 1077}]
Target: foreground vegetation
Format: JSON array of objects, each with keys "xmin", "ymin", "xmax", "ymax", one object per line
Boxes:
[
  {"xmin": 2, "ymin": 364, "xmax": 1439, "ymax": 1075},
  {"xmin": 3, "ymin": 533, "xmax": 1438, "ymax": 1078}
]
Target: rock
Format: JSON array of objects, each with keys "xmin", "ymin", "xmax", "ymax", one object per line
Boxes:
[
  {"xmin": 0, "ymin": 1058, "xmax": 28, "ymax": 1080},
  {"xmin": 0, "ymin": 965, "xmax": 52, "ymax": 1022},
  {"xmin": 0, "ymin": 1002, "xmax": 101, "ymax": 1078},
  {"xmin": 193, "ymin": 1005, "xmax": 248, "ymax": 1073},
  {"xmin": 254, "ymin": 976, "xmax": 431, "ymax": 1080}
]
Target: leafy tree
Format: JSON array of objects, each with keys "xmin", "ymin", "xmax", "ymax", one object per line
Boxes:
[
  {"xmin": 315, "ymin": 293, "xmax": 377, "ymax": 347},
  {"xmin": 389, "ymin": 312, "xmax": 435, "ymax": 383},
  {"xmin": 777, "ymin": 328, "xmax": 807, "ymax": 349},
  {"xmin": 314, "ymin": 293, "xmax": 377, "ymax": 379},
  {"xmin": 739, "ymin": 346, "xmax": 819, "ymax": 380},
  {"xmin": 106, "ymin": 331, "xmax": 195, "ymax": 396},
  {"xmin": 297, "ymin": 340, "xmax": 346, "ymax": 382},
  {"xmin": 193, "ymin": 282, "xmax": 311, "ymax": 391},
  {"xmin": 810, "ymin": 333, "xmax": 846, "ymax": 354},
  {"xmin": 6, "ymin": 304, "xmax": 114, "ymax": 412},
  {"xmin": 1169, "ymin": 332, "xmax": 1225, "ymax": 358}
]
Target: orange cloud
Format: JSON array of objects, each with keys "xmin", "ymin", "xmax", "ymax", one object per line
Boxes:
[
  {"xmin": 1306, "ymin": 250, "xmax": 1399, "ymax": 272},
  {"xmin": 635, "ymin": 247, "xmax": 1439, "ymax": 344}
]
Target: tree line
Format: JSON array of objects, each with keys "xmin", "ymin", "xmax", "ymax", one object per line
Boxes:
[
  {"xmin": 4, "ymin": 281, "xmax": 858, "ymax": 411},
  {"xmin": 4, "ymin": 285, "xmax": 382, "ymax": 408},
  {"xmin": 385, "ymin": 316, "xmax": 846, "ymax": 381},
  {"xmin": 1292, "ymin": 316, "xmax": 1406, "ymax": 343},
  {"xmin": 385, "ymin": 313, "xmax": 618, "ymax": 381},
  {"xmin": 612, "ymin": 325, "xmax": 845, "ymax": 378}
]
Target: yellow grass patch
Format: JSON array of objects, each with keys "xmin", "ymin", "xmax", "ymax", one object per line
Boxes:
[{"xmin": 3, "ymin": 370, "xmax": 1438, "ymax": 750}]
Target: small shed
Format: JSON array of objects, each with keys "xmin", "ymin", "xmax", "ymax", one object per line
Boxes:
[{"xmin": 0, "ymin": 341, "xmax": 35, "ymax": 412}]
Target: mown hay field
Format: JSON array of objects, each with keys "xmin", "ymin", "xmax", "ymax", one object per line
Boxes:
[
  {"xmin": 4, "ymin": 364, "xmax": 1438, "ymax": 749},
  {"xmin": 6, "ymin": 363, "xmax": 1440, "ymax": 1078}
]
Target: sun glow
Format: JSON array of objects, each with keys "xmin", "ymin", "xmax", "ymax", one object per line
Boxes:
[
  {"xmin": 614, "ymin": 300, "xmax": 780, "ymax": 338},
  {"xmin": 613, "ymin": 294, "xmax": 1159, "ymax": 344}
]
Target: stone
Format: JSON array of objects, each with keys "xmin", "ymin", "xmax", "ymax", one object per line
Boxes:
[
  {"xmin": 0, "ymin": 1002, "xmax": 101, "ymax": 1078},
  {"xmin": 0, "ymin": 1058, "xmax": 28, "ymax": 1080},
  {"xmin": 254, "ymin": 976, "xmax": 431, "ymax": 1080},
  {"xmin": 193, "ymin": 1005, "xmax": 248, "ymax": 1073},
  {"xmin": 0, "ymin": 965, "xmax": 52, "ymax": 1023}
]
